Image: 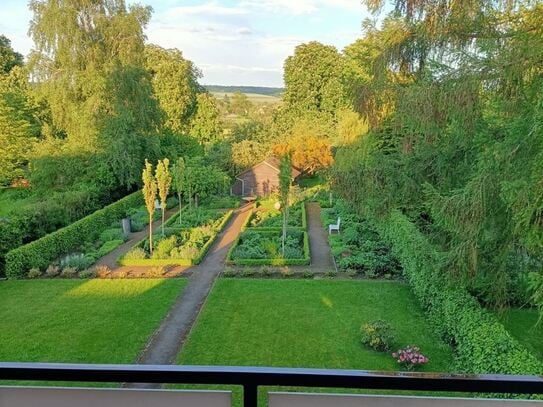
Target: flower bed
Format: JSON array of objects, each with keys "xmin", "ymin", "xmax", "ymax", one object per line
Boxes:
[
  {"xmin": 246, "ymin": 200, "xmax": 307, "ymax": 230},
  {"xmin": 226, "ymin": 229, "xmax": 310, "ymax": 266},
  {"xmin": 119, "ymin": 208, "xmax": 233, "ymax": 266}
]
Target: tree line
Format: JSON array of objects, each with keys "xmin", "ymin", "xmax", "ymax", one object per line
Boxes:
[{"xmin": 323, "ymin": 0, "xmax": 543, "ymax": 315}]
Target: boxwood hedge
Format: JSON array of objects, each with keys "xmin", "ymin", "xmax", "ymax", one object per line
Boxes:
[
  {"xmin": 376, "ymin": 210, "xmax": 543, "ymax": 376},
  {"xmin": 5, "ymin": 192, "xmax": 143, "ymax": 278}
]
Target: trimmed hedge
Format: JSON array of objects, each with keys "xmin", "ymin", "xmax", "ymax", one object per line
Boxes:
[
  {"xmin": 376, "ymin": 210, "xmax": 543, "ymax": 375},
  {"xmin": 5, "ymin": 192, "xmax": 143, "ymax": 278},
  {"xmin": 119, "ymin": 209, "xmax": 234, "ymax": 267},
  {"xmin": 240, "ymin": 204, "xmax": 256, "ymax": 231},
  {"xmin": 226, "ymin": 229, "xmax": 310, "ymax": 266}
]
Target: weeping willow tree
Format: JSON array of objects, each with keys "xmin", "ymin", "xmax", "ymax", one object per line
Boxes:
[{"xmin": 333, "ymin": 0, "xmax": 543, "ymax": 311}]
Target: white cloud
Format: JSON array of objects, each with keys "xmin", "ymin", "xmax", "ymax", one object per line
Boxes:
[
  {"xmin": 240, "ymin": 0, "xmax": 318, "ymax": 15},
  {"xmin": 240, "ymin": 0, "xmax": 363, "ymax": 15},
  {"xmin": 0, "ymin": 0, "xmax": 367, "ymax": 86},
  {"xmin": 166, "ymin": 2, "xmax": 248, "ymax": 17}
]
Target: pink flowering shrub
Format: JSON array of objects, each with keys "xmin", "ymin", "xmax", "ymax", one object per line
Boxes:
[{"xmin": 392, "ymin": 345, "xmax": 429, "ymax": 371}]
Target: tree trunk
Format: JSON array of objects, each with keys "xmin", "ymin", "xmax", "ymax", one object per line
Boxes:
[
  {"xmin": 149, "ymin": 214, "xmax": 153, "ymax": 254},
  {"xmin": 282, "ymin": 207, "xmax": 288, "ymax": 256},
  {"xmin": 161, "ymin": 207, "xmax": 165, "ymax": 237},
  {"xmin": 178, "ymin": 192, "xmax": 182, "ymax": 225}
]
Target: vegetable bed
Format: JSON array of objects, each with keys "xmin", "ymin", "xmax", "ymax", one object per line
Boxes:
[
  {"xmin": 227, "ymin": 229, "xmax": 310, "ymax": 266},
  {"xmin": 321, "ymin": 199, "xmax": 401, "ymax": 278},
  {"xmin": 246, "ymin": 200, "xmax": 306, "ymax": 230}
]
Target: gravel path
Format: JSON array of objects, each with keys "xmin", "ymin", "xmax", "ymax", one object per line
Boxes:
[
  {"xmin": 306, "ymin": 202, "xmax": 336, "ymax": 271},
  {"xmin": 133, "ymin": 203, "xmax": 252, "ymax": 366}
]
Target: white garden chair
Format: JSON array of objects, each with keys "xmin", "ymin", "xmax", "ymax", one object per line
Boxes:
[{"xmin": 329, "ymin": 218, "xmax": 341, "ymax": 234}]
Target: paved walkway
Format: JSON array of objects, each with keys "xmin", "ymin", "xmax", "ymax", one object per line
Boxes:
[
  {"xmin": 134, "ymin": 203, "xmax": 252, "ymax": 366},
  {"xmin": 306, "ymin": 202, "xmax": 336, "ymax": 272}
]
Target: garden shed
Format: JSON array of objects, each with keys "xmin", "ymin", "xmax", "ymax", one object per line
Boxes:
[{"xmin": 232, "ymin": 157, "xmax": 301, "ymax": 198}]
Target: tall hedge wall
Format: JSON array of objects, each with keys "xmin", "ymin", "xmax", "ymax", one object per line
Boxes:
[
  {"xmin": 376, "ymin": 210, "xmax": 543, "ymax": 375},
  {"xmin": 5, "ymin": 192, "xmax": 143, "ymax": 278}
]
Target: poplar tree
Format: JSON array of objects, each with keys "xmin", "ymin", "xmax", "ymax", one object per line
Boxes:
[
  {"xmin": 279, "ymin": 154, "xmax": 292, "ymax": 256},
  {"xmin": 155, "ymin": 158, "xmax": 172, "ymax": 236},
  {"xmin": 142, "ymin": 160, "xmax": 157, "ymax": 255}
]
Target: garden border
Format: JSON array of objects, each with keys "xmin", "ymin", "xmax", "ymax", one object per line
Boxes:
[{"xmin": 4, "ymin": 191, "xmax": 143, "ymax": 278}]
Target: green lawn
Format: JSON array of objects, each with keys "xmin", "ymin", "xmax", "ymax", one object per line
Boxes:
[
  {"xmin": 498, "ymin": 308, "xmax": 543, "ymax": 361},
  {"xmin": 211, "ymin": 92, "xmax": 281, "ymax": 104},
  {"xmin": 0, "ymin": 279, "xmax": 186, "ymax": 363},
  {"xmin": 176, "ymin": 279, "xmax": 454, "ymax": 406},
  {"xmin": 179, "ymin": 279, "xmax": 453, "ymax": 372}
]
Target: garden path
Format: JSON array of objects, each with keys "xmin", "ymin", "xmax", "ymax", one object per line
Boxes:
[
  {"xmin": 94, "ymin": 207, "xmax": 178, "ymax": 270},
  {"xmin": 306, "ymin": 202, "xmax": 336, "ymax": 272},
  {"xmin": 133, "ymin": 202, "xmax": 253, "ymax": 366}
]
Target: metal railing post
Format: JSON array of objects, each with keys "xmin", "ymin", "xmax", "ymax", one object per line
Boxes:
[{"xmin": 243, "ymin": 384, "xmax": 258, "ymax": 407}]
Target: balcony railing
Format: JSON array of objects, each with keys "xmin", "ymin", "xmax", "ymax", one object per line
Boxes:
[{"xmin": 1, "ymin": 362, "xmax": 542, "ymax": 406}]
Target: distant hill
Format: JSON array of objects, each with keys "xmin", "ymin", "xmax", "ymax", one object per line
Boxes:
[{"xmin": 205, "ymin": 85, "xmax": 283, "ymax": 97}]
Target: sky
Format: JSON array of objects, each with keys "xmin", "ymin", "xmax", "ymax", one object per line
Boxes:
[{"xmin": 0, "ymin": 0, "xmax": 372, "ymax": 87}]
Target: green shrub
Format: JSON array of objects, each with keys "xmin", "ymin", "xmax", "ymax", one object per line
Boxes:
[
  {"xmin": 152, "ymin": 236, "xmax": 179, "ymax": 259},
  {"xmin": 166, "ymin": 196, "xmax": 179, "ymax": 208},
  {"xmin": 45, "ymin": 264, "xmax": 60, "ymax": 277},
  {"xmin": 201, "ymin": 195, "xmax": 240, "ymax": 209},
  {"xmin": 124, "ymin": 247, "xmax": 147, "ymax": 260},
  {"xmin": 377, "ymin": 210, "xmax": 543, "ymax": 375},
  {"xmin": 5, "ymin": 192, "xmax": 143, "ymax": 278},
  {"xmin": 60, "ymin": 266, "xmax": 78, "ymax": 278},
  {"xmin": 95, "ymin": 239, "xmax": 124, "ymax": 258},
  {"xmin": 27, "ymin": 268, "xmax": 42, "ymax": 279},
  {"xmin": 60, "ymin": 253, "xmax": 94, "ymax": 271},
  {"xmin": 130, "ymin": 218, "xmax": 145, "ymax": 232},
  {"xmin": 99, "ymin": 228, "xmax": 127, "ymax": 243},
  {"xmin": 361, "ymin": 320, "xmax": 395, "ymax": 352},
  {"xmin": 147, "ymin": 266, "xmax": 166, "ymax": 278},
  {"xmin": 79, "ymin": 269, "xmax": 97, "ymax": 279},
  {"xmin": 222, "ymin": 268, "xmax": 237, "ymax": 277}
]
